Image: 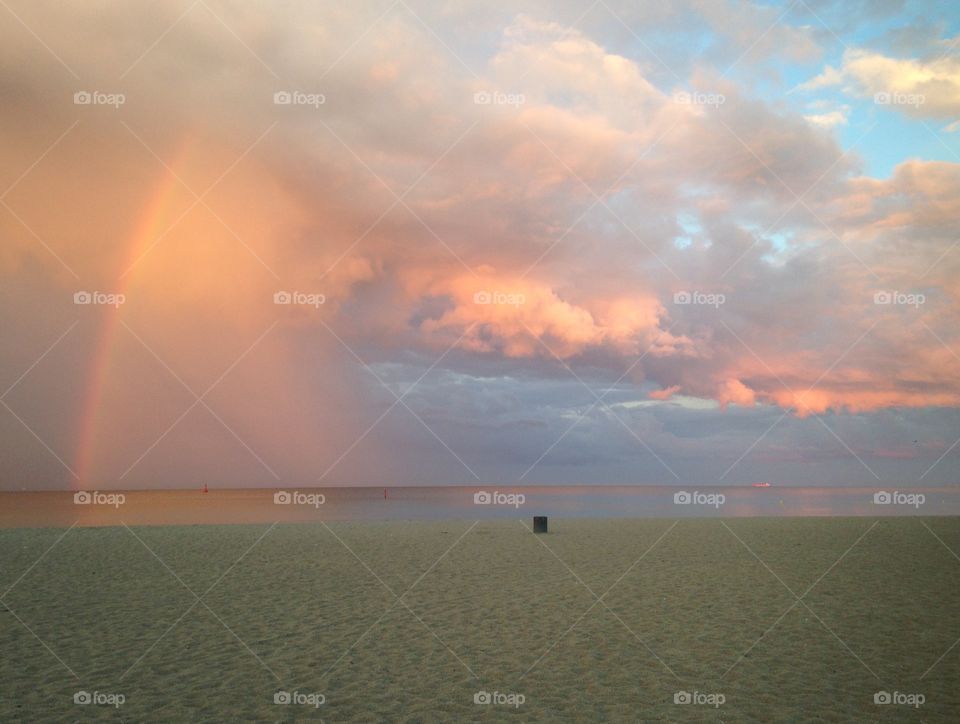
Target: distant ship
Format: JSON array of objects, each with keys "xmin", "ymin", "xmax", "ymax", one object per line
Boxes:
[{"xmin": 752, "ymin": 482, "xmax": 771, "ymax": 487}]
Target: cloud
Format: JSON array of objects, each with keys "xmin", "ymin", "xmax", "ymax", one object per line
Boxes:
[
  {"xmin": 648, "ymin": 385, "xmax": 681, "ymax": 401},
  {"xmin": 417, "ymin": 272, "xmax": 691, "ymax": 359},
  {"xmin": 800, "ymin": 47, "xmax": 960, "ymax": 119},
  {"xmin": 0, "ymin": 1, "xmax": 957, "ymax": 487},
  {"xmin": 804, "ymin": 108, "xmax": 849, "ymax": 128}
]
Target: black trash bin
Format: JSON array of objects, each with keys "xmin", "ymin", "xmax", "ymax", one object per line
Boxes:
[{"xmin": 533, "ymin": 516, "xmax": 548, "ymax": 533}]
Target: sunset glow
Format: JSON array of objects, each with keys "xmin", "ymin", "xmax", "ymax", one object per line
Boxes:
[{"xmin": 1, "ymin": 1, "xmax": 958, "ymax": 488}]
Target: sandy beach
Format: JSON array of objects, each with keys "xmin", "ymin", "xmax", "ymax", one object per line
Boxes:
[{"xmin": 1, "ymin": 516, "xmax": 957, "ymax": 721}]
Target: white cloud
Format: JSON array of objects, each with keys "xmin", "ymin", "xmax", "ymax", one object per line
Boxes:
[
  {"xmin": 804, "ymin": 109, "xmax": 849, "ymax": 128},
  {"xmin": 799, "ymin": 48, "xmax": 960, "ymax": 119}
]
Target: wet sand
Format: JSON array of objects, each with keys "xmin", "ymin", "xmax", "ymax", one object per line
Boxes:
[{"xmin": 1, "ymin": 517, "xmax": 958, "ymax": 721}]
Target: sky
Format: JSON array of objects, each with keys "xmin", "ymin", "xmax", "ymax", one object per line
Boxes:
[{"xmin": 1, "ymin": 0, "xmax": 959, "ymax": 489}]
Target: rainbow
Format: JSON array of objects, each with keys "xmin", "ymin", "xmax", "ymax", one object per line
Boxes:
[{"xmin": 73, "ymin": 141, "xmax": 195, "ymax": 488}]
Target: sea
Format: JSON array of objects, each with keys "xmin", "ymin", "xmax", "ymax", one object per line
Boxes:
[{"xmin": 1, "ymin": 484, "xmax": 957, "ymax": 528}]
